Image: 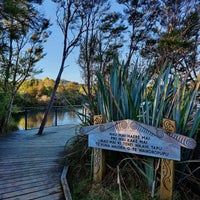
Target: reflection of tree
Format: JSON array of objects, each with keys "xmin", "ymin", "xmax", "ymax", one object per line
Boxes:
[
  {"xmin": 18, "ymin": 118, "xmax": 25, "ymax": 129},
  {"xmin": 65, "ymin": 111, "xmax": 76, "ymax": 120},
  {"xmin": 57, "ymin": 112, "xmax": 65, "ymax": 121},
  {"xmin": 18, "ymin": 111, "xmax": 54, "ymax": 129}
]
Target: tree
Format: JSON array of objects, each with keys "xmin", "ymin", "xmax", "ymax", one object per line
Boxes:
[
  {"xmin": 0, "ymin": 0, "xmax": 50, "ymax": 133},
  {"xmin": 117, "ymin": 0, "xmax": 199, "ymax": 81},
  {"xmin": 37, "ymin": 0, "xmax": 85, "ymax": 135},
  {"xmin": 78, "ymin": 0, "xmax": 126, "ymax": 118},
  {"xmin": 43, "ymin": 77, "xmax": 55, "ymax": 95},
  {"xmin": 117, "ymin": 0, "xmax": 162, "ymax": 68},
  {"xmin": 157, "ymin": 10, "xmax": 200, "ymax": 82}
]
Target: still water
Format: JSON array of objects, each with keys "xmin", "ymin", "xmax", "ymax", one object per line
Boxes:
[{"xmin": 18, "ymin": 108, "xmax": 82, "ymax": 130}]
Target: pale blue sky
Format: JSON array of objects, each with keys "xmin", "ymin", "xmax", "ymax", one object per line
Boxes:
[
  {"xmin": 35, "ymin": 0, "xmax": 81, "ymax": 82},
  {"xmin": 35, "ymin": 0, "xmax": 123, "ymax": 83}
]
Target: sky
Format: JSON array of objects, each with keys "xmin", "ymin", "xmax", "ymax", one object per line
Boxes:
[
  {"xmin": 35, "ymin": 0, "xmax": 82, "ymax": 83},
  {"xmin": 35, "ymin": 0, "xmax": 123, "ymax": 84}
]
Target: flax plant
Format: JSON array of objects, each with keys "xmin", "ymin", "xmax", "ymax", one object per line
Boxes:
[
  {"xmin": 96, "ymin": 59, "xmax": 155, "ymax": 187},
  {"xmin": 95, "ymin": 59, "xmax": 200, "ymax": 192},
  {"xmin": 96, "ymin": 59, "xmax": 149, "ymax": 121}
]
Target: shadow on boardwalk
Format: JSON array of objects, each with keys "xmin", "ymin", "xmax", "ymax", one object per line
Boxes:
[{"xmin": 0, "ymin": 125, "xmax": 77, "ymax": 200}]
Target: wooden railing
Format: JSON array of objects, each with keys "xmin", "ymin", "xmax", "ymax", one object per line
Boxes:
[{"xmin": 21, "ymin": 105, "xmax": 84, "ymax": 130}]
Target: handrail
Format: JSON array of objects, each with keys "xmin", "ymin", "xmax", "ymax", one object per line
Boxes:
[
  {"xmin": 23, "ymin": 105, "xmax": 82, "ymax": 110},
  {"xmin": 19, "ymin": 105, "xmax": 83, "ymax": 130}
]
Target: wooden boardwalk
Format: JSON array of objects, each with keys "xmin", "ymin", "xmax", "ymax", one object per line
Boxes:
[{"xmin": 0, "ymin": 125, "xmax": 77, "ymax": 200}]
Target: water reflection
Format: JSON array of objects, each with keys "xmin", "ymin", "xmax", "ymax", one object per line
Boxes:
[{"xmin": 18, "ymin": 109, "xmax": 81, "ymax": 130}]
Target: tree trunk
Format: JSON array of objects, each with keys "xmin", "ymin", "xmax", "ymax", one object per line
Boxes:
[
  {"xmin": 37, "ymin": 1, "xmax": 84, "ymax": 135},
  {"xmin": 37, "ymin": 63, "xmax": 64, "ymax": 135}
]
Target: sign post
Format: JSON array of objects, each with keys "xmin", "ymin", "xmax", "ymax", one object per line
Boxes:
[
  {"xmin": 160, "ymin": 119, "xmax": 176, "ymax": 200},
  {"xmin": 79, "ymin": 118, "xmax": 196, "ymax": 195},
  {"xmin": 93, "ymin": 115, "xmax": 106, "ymax": 183}
]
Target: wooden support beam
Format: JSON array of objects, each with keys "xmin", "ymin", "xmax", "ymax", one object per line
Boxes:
[
  {"xmin": 160, "ymin": 118, "xmax": 176, "ymax": 200},
  {"xmin": 93, "ymin": 115, "xmax": 106, "ymax": 183}
]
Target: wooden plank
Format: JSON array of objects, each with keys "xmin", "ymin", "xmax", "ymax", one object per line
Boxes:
[
  {"xmin": 0, "ymin": 184, "xmax": 63, "ymax": 199},
  {"xmin": 35, "ymin": 192, "xmax": 64, "ymax": 200},
  {"xmin": 0, "ymin": 160, "xmax": 63, "ymax": 171},
  {"xmin": 0, "ymin": 177, "xmax": 60, "ymax": 194},
  {"xmin": 0, "ymin": 156, "xmax": 64, "ymax": 163},
  {"xmin": 0, "ymin": 167, "xmax": 62, "ymax": 180},
  {"xmin": 0, "ymin": 174, "xmax": 58, "ymax": 190},
  {"xmin": 0, "ymin": 162, "xmax": 61, "ymax": 173},
  {"xmin": 0, "ymin": 163, "xmax": 61, "ymax": 172},
  {"xmin": 0, "ymin": 156, "xmax": 63, "ymax": 163},
  {"xmin": 0, "ymin": 125, "xmax": 76, "ymax": 199},
  {"xmin": 0, "ymin": 181, "xmax": 62, "ymax": 198}
]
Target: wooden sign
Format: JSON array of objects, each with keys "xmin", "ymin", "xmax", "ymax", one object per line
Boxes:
[{"xmin": 80, "ymin": 119, "xmax": 196, "ymax": 161}]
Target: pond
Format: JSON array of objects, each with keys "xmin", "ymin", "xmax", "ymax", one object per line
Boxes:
[{"xmin": 17, "ymin": 108, "xmax": 83, "ymax": 130}]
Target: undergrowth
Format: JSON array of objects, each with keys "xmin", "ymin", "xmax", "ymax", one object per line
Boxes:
[
  {"xmin": 65, "ymin": 135, "xmax": 200, "ymax": 200},
  {"xmin": 65, "ymin": 135, "xmax": 154, "ymax": 200}
]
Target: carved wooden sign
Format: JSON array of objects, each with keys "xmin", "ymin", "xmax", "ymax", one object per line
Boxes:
[{"xmin": 79, "ymin": 119, "xmax": 196, "ymax": 161}]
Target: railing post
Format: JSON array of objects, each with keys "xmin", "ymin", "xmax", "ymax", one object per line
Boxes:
[
  {"xmin": 93, "ymin": 115, "xmax": 106, "ymax": 183},
  {"xmin": 55, "ymin": 107, "xmax": 58, "ymax": 126},
  {"xmin": 25, "ymin": 109, "xmax": 28, "ymax": 130},
  {"xmin": 82, "ymin": 105, "xmax": 87, "ymax": 123}
]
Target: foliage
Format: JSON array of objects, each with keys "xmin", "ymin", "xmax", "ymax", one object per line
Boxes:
[
  {"xmin": 156, "ymin": 10, "xmax": 200, "ymax": 82},
  {"xmin": 78, "ymin": 0, "xmax": 127, "ymax": 121},
  {"xmin": 117, "ymin": 0, "xmax": 163, "ymax": 67},
  {"xmin": 95, "ymin": 58, "xmax": 200, "ymax": 193},
  {"xmin": 16, "ymin": 78, "xmax": 82, "ymax": 107},
  {"xmin": 66, "ymin": 135, "xmax": 155, "ymax": 200},
  {"xmin": 117, "ymin": 0, "xmax": 199, "ymax": 81},
  {"xmin": 0, "ymin": 0, "xmax": 50, "ymax": 133},
  {"xmin": 96, "ymin": 59, "xmax": 147, "ymax": 121},
  {"xmin": 78, "ymin": 0, "xmax": 199, "ymax": 129}
]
